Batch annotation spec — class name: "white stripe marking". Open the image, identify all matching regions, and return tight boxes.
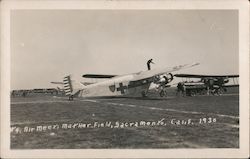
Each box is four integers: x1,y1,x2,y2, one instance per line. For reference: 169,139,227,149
64,85,70,88
83,100,238,120
11,98,238,120
78,99,100,103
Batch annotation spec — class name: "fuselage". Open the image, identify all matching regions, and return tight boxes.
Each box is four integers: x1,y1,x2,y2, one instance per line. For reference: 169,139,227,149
77,73,151,97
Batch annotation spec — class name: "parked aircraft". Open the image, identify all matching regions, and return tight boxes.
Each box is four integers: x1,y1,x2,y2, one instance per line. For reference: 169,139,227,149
174,74,239,96
62,63,199,100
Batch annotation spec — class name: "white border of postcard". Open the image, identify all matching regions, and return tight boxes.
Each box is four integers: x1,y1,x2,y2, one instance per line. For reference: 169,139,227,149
1,0,249,158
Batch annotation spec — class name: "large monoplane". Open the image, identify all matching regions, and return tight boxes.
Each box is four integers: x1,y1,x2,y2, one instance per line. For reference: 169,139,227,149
62,63,199,100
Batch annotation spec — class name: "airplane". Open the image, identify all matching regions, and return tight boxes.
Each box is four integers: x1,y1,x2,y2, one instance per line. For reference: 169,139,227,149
50,81,94,96
174,74,239,96
61,63,199,100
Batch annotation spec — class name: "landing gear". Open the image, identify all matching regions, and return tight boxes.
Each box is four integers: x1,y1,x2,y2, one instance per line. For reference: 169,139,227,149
141,91,147,97
159,89,167,97
69,95,74,101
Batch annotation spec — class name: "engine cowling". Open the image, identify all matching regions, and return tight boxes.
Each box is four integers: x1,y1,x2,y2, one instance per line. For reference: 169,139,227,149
155,73,174,85
164,73,174,83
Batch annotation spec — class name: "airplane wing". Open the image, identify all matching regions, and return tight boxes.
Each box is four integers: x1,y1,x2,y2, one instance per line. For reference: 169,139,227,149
51,82,64,85
82,74,117,79
132,63,200,81
52,81,94,86
174,74,239,78
80,82,94,86
224,84,239,87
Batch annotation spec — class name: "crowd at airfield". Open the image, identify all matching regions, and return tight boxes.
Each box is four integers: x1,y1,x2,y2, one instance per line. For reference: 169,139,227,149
11,88,63,97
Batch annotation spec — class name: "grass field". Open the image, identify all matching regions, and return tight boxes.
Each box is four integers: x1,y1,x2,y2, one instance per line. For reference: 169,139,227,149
11,93,239,149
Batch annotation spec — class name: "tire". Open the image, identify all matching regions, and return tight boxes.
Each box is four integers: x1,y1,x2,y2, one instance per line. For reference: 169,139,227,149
160,90,165,97
69,95,74,101
141,91,147,97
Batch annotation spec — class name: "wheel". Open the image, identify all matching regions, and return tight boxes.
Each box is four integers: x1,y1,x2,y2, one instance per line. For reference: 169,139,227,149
141,91,147,97
69,95,74,101
190,91,195,96
159,90,165,97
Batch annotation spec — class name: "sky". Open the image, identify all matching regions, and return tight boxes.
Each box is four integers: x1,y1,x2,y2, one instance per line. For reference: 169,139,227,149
11,10,238,90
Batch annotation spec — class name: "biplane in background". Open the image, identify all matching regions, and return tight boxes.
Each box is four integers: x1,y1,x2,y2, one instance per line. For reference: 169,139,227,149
174,74,239,96
61,63,199,100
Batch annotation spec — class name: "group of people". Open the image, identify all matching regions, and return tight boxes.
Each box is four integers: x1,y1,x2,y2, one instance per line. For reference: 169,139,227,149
176,82,186,96
11,90,28,97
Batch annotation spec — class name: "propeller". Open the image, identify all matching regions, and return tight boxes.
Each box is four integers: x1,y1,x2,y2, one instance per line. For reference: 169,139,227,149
163,73,174,83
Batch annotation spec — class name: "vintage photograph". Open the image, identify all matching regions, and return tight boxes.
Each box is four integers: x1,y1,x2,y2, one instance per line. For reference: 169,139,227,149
1,0,249,158
10,9,239,149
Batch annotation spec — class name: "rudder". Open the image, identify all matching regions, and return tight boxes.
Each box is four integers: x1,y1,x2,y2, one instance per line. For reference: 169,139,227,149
63,75,73,96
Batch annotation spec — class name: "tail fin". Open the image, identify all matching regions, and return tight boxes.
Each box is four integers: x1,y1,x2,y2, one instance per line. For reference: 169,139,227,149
63,75,73,96
63,75,84,96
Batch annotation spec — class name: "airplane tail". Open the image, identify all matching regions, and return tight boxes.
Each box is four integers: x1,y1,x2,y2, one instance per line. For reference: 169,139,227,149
63,75,84,97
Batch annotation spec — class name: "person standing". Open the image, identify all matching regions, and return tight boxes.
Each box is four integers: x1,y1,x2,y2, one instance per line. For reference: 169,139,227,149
176,82,185,96
147,59,155,70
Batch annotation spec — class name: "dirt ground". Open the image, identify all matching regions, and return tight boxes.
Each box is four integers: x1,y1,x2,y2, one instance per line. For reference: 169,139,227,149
11,93,239,149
